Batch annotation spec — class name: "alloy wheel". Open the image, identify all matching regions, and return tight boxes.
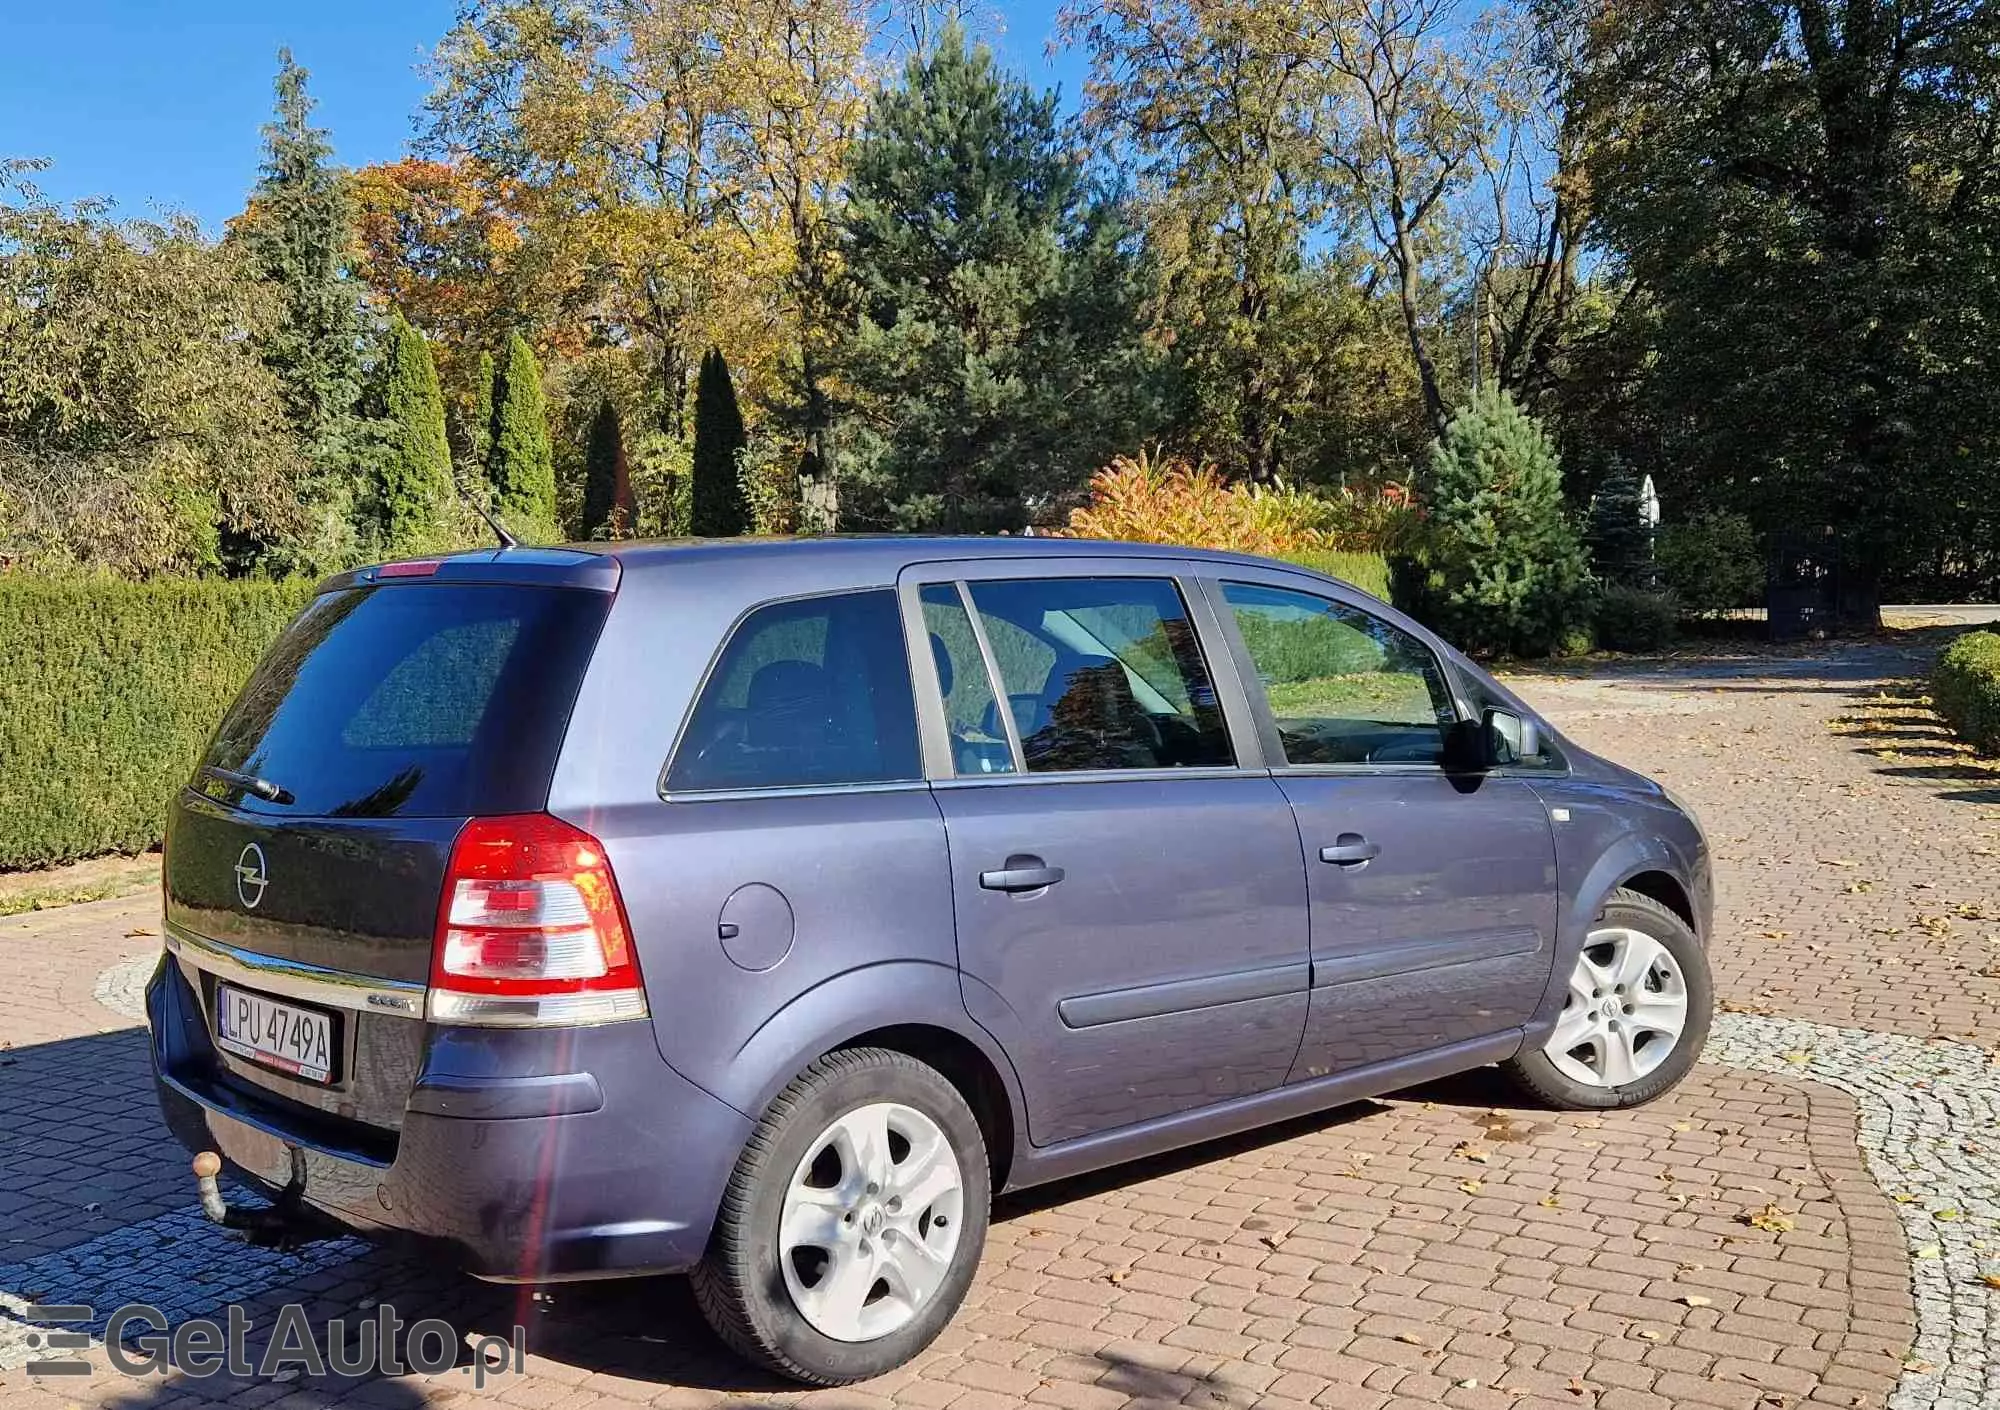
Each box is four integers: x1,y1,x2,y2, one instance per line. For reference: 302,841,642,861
1544,925,1690,1088
778,1101,965,1343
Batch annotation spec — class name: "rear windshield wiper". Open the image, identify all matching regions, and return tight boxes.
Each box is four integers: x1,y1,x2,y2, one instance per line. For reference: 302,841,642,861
201,765,296,806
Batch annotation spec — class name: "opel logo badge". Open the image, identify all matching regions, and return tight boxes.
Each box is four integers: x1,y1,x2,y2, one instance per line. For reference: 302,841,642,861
235,843,269,910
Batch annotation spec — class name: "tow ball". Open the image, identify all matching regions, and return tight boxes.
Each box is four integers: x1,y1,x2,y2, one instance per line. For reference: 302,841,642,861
191,1150,326,1249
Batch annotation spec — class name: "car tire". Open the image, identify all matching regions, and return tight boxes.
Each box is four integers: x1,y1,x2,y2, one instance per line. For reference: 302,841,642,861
1499,888,1712,1110
690,1047,991,1385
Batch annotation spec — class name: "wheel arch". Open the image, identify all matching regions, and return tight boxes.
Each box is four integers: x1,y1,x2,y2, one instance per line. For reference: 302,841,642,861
725,961,1029,1191
1617,869,1698,940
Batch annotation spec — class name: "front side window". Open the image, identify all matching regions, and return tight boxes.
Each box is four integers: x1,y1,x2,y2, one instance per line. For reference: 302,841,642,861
1222,582,1457,766
964,577,1232,773
668,590,921,792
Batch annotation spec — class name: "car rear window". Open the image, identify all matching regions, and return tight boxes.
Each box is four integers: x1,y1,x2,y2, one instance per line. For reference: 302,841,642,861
197,584,610,818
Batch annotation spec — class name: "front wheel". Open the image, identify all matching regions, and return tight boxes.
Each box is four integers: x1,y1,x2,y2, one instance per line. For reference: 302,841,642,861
1500,888,1713,1109
690,1048,990,1384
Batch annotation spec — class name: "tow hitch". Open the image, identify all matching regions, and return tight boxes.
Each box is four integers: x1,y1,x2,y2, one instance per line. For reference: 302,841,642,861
191,1150,330,1249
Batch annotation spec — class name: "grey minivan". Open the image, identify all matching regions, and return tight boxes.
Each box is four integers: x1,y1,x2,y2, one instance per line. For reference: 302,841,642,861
150,536,1713,1383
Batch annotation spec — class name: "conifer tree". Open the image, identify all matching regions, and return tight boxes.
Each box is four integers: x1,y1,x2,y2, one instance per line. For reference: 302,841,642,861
689,348,749,537
581,398,629,539
837,26,1156,531
485,332,556,538
1420,390,1591,656
233,49,369,569
372,313,454,554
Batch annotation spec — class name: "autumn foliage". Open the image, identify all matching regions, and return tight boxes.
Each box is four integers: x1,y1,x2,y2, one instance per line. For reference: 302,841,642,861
1061,452,1409,556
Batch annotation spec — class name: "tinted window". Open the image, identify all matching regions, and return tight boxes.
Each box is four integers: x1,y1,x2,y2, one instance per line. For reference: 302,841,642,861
919,584,1015,776
965,577,1232,773
669,590,920,792
200,585,610,818
1223,582,1457,766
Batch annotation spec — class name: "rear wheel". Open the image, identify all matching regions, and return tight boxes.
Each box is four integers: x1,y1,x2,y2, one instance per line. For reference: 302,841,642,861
690,1048,990,1384
1500,889,1711,1109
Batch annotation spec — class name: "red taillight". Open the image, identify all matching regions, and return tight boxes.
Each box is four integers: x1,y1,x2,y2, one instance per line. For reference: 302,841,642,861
378,559,443,578
429,814,648,1027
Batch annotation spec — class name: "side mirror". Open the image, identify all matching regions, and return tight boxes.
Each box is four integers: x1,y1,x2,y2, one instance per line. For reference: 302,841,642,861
1482,707,1540,767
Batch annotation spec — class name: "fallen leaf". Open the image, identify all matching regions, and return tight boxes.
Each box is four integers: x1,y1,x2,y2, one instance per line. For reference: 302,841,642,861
1394,1332,1425,1346
1453,1142,1492,1163
1107,1269,1128,1284
1458,1179,1484,1195
1679,1294,1713,1307
1566,1376,1589,1397
1742,1204,1796,1234
1539,1195,1562,1208
1934,1208,1963,1222
1978,1273,2000,1290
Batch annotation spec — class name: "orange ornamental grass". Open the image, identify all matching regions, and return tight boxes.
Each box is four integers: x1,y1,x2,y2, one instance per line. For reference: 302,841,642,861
1059,451,1404,555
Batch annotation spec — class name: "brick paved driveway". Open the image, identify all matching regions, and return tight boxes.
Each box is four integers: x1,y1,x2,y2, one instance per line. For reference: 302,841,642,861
4,637,1991,1410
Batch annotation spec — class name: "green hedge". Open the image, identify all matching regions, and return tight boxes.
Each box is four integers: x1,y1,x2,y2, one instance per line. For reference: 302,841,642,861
0,577,318,870
1932,630,2000,756
1275,549,1392,602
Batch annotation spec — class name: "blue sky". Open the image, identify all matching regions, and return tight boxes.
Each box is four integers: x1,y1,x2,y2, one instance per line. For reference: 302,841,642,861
0,0,1083,233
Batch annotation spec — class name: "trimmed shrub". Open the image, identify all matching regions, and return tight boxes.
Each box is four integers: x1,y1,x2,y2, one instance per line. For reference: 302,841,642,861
1658,511,1763,616
0,576,317,869
1593,584,1680,653
1276,549,1392,602
1931,630,2000,755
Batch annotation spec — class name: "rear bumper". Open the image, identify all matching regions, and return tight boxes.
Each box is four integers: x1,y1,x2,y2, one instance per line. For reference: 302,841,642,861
148,954,752,1281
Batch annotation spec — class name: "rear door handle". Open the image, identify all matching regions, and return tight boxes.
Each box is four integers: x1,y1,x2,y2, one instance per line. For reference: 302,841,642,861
1319,835,1382,867
980,863,1065,892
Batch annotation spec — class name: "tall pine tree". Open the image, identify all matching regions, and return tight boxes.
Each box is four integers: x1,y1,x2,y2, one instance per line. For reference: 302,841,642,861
837,26,1157,531
689,349,749,537
485,332,556,540
581,398,631,539
233,48,368,570
371,313,454,554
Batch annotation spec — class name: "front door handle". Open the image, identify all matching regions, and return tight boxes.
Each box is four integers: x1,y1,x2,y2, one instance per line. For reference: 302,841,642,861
1319,834,1382,867
980,861,1066,892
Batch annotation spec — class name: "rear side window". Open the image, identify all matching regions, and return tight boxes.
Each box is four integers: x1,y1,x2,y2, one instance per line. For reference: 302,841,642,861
200,585,610,818
964,577,1232,773
668,590,920,793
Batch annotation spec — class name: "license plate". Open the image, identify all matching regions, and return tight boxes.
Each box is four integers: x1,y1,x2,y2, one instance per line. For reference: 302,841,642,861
214,984,335,1085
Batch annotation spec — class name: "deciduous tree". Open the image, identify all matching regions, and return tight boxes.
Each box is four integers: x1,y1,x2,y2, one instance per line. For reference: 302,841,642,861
0,163,308,575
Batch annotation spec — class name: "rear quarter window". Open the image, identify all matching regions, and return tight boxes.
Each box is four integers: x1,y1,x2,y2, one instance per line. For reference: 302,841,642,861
199,584,609,818
667,590,920,793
